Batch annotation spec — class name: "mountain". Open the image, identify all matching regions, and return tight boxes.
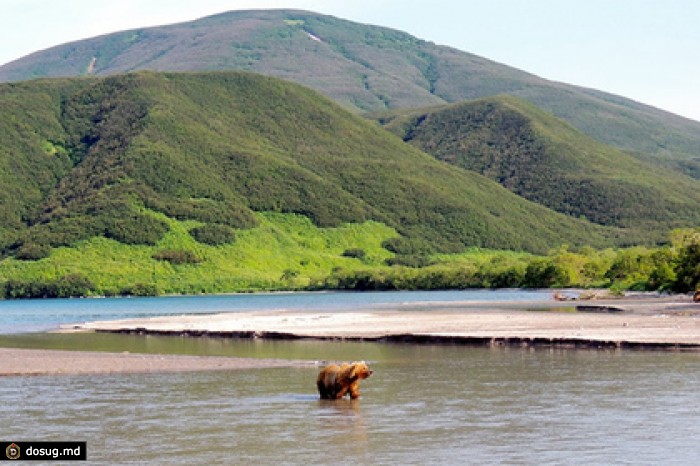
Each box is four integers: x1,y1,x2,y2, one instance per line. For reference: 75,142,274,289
0,71,624,258
1,9,699,178
378,96,700,231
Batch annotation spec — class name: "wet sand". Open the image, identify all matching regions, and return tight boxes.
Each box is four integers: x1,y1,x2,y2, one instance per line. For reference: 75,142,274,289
0,348,314,377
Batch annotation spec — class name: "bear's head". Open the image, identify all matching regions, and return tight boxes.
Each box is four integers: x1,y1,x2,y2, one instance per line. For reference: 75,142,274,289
350,361,373,380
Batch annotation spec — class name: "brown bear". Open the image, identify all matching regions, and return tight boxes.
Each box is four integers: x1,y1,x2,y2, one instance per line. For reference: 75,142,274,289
316,361,373,399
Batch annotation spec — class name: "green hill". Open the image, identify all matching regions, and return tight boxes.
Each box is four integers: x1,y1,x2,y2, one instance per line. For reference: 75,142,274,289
1,9,699,177
378,96,700,232
0,71,625,261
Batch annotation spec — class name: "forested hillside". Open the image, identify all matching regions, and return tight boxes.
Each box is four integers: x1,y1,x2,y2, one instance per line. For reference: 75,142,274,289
379,96,700,232
0,71,622,260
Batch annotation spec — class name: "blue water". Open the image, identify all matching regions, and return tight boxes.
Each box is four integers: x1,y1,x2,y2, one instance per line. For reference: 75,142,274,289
0,289,551,334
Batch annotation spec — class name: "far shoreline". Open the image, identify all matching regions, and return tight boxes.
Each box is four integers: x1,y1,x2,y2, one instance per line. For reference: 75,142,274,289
1,286,690,302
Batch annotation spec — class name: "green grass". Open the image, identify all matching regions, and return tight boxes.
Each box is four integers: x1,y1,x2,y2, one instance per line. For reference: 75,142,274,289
0,212,397,295
3,216,698,296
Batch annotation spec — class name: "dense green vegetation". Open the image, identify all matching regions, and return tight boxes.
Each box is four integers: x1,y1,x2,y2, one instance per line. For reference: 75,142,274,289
320,228,700,293
0,212,398,297
379,96,700,235
1,71,628,260
1,215,697,298
189,224,236,246
0,71,696,300
2,8,700,177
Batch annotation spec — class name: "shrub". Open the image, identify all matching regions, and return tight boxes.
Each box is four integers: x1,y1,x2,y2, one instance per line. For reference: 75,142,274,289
478,264,526,288
673,243,700,293
152,249,201,265
2,274,95,299
381,237,428,255
189,224,236,246
144,194,258,229
119,283,160,296
342,248,366,259
53,274,96,298
104,214,170,245
15,243,52,261
522,259,559,288
385,255,432,268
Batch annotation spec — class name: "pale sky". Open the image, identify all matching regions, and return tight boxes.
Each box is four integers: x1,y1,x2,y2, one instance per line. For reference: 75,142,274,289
1,0,699,121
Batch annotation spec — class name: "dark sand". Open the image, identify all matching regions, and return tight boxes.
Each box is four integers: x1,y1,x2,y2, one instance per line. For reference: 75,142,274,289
0,348,314,377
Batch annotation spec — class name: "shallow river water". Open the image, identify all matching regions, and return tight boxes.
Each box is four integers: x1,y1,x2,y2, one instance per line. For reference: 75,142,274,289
2,333,700,464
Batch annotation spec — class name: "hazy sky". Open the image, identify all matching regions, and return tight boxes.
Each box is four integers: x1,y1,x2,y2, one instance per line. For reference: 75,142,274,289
2,0,699,121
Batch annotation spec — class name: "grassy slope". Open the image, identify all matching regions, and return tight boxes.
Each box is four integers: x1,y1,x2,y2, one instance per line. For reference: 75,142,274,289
0,212,397,294
379,96,700,235
1,9,699,175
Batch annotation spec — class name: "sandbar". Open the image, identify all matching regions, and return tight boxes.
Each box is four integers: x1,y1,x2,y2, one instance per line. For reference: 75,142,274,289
69,295,700,351
0,348,314,377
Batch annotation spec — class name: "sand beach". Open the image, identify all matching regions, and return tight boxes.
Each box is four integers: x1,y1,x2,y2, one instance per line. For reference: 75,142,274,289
69,294,700,349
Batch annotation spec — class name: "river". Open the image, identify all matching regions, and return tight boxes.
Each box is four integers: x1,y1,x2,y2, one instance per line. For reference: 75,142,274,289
1,291,699,463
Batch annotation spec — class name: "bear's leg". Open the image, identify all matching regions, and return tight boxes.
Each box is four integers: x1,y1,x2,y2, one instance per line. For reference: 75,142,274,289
349,381,360,399
317,380,330,399
318,370,338,399
335,385,349,399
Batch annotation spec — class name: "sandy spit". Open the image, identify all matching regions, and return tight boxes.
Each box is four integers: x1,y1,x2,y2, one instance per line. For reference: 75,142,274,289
68,296,700,350
0,348,315,377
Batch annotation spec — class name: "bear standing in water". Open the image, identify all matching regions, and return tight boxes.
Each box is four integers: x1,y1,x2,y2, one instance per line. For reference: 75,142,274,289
316,361,373,399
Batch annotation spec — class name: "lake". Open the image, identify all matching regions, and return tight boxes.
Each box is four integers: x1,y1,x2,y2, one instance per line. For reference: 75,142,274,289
2,291,699,463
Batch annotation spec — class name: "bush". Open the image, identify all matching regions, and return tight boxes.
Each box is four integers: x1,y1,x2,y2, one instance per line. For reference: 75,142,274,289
522,259,559,288
673,243,700,293
152,249,201,265
2,274,95,299
53,274,96,298
144,194,258,229
104,214,170,245
189,224,236,246
119,283,160,297
381,237,433,255
15,243,52,261
342,248,366,259
385,255,432,268
478,264,526,288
